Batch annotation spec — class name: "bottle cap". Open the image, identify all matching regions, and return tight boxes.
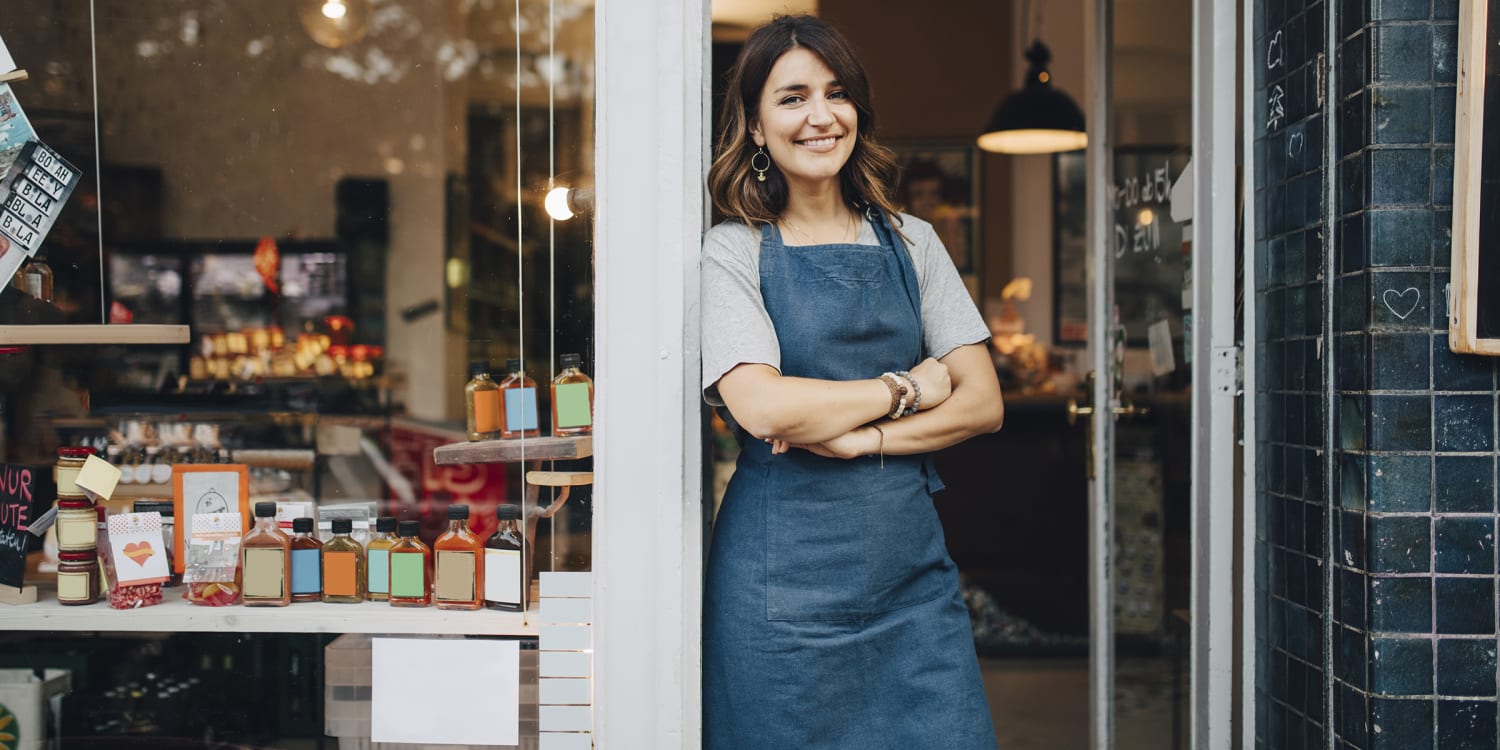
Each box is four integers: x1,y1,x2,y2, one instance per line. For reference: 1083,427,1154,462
132,500,174,517
57,446,95,458
331,518,353,534
560,353,581,369
376,517,397,533
398,520,420,537
293,517,314,533
469,360,490,378
254,501,277,518
58,551,97,562
496,504,522,521
505,357,522,374
447,504,470,520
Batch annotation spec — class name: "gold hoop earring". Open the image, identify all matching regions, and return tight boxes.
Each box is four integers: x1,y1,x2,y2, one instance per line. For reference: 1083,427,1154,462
751,147,771,183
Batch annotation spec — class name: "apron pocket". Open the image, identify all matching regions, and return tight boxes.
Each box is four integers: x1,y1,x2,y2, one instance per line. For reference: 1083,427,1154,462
765,485,877,621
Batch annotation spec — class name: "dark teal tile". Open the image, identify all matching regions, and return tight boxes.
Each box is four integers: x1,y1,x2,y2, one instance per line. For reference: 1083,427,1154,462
1374,0,1431,19
1370,454,1433,512
1338,627,1370,689
1436,577,1494,634
1342,32,1371,98
1372,25,1433,83
1435,518,1496,574
1371,516,1432,573
1371,333,1431,389
1373,636,1434,695
1343,0,1370,37
1370,148,1433,205
1371,698,1434,749
1434,395,1493,451
1372,86,1433,145
1343,452,1370,509
1372,576,1433,632
1368,209,1434,266
1435,86,1456,144
1437,639,1497,695
1434,455,1493,513
1340,272,1370,332
1341,396,1369,450
1434,147,1454,206
1434,0,1457,19
1369,395,1432,450
1342,213,1369,274
1433,335,1495,390
1433,23,1458,83
1343,509,1369,571
1342,90,1371,157
1437,700,1496,748
1341,153,1369,215
1371,270,1430,329
1339,333,1370,391
1339,681,1369,745
1435,210,1453,267
1341,567,1370,626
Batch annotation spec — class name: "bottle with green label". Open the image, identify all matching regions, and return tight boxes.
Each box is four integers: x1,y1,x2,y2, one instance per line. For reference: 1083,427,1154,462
550,353,594,436
388,520,431,607
365,516,397,601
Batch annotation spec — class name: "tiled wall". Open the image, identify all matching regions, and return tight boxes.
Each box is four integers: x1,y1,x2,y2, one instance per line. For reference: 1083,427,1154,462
1257,0,1493,743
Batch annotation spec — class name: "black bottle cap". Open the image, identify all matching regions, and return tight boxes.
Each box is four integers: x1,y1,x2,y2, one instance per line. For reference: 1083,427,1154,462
505,357,522,374
376,516,397,533
293,517,314,533
398,520,420,537
496,504,522,521
331,518,353,534
254,501,277,518
560,353,581,369
469,360,490,378
447,504,470,520
133,500,173,517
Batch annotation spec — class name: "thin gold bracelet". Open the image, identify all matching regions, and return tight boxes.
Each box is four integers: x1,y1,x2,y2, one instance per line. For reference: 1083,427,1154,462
870,424,885,469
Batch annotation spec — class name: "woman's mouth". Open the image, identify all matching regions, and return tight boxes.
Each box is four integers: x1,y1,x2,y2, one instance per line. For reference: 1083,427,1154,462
796,136,840,151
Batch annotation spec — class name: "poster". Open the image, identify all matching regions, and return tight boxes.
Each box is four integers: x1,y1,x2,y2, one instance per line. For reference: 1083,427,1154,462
0,464,39,589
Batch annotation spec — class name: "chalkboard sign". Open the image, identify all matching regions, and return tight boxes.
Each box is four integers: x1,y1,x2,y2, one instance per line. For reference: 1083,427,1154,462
0,463,42,589
1450,0,1500,352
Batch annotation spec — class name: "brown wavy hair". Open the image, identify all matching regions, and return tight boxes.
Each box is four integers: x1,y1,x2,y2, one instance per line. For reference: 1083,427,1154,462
708,15,903,228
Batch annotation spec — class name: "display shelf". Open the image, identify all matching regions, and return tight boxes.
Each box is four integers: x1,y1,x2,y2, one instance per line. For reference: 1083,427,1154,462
0,588,540,635
433,435,592,465
0,324,190,345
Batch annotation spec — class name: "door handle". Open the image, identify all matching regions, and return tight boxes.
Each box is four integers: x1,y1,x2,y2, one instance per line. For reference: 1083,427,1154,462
1067,400,1093,426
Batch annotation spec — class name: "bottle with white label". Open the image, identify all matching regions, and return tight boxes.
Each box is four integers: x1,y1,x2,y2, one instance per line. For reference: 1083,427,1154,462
484,504,524,611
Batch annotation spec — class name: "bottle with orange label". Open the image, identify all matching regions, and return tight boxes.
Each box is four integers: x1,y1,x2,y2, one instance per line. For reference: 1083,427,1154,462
465,360,503,441
322,518,366,603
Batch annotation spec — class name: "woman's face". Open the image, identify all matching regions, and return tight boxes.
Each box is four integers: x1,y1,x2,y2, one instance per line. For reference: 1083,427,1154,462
750,48,857,195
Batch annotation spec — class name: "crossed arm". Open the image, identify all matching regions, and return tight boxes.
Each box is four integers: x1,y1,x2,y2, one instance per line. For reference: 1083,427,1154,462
715,342,1004,459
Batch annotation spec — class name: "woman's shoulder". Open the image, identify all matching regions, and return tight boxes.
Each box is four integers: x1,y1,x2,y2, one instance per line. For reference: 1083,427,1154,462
891,211,937,242
703,220,762,254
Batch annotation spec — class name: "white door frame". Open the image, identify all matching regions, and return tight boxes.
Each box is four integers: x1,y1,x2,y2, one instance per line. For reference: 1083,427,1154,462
593,0,708,747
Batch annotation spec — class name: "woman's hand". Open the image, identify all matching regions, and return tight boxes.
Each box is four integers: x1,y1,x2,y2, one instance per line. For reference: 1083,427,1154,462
762,426,879,460
907,357,952,411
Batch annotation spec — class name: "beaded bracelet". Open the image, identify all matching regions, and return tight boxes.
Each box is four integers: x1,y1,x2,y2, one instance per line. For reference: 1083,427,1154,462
895,370,921,416
880,372,909,420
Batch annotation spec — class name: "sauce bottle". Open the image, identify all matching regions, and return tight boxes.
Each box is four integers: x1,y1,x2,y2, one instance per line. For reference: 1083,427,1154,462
434,505,484,610
322,518,366,603
289,517,323,602
550,353,594,436
484,504,525,611
241,501,291,607
365,516,397,601
499,357,541,439
388,520,431,607
465,360,503,441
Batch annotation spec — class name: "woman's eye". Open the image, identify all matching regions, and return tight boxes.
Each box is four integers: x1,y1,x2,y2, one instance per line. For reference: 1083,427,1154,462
829,90,849,100
780,95,804,105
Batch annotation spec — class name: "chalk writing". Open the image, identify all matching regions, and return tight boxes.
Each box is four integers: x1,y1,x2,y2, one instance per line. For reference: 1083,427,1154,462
1289,132,1305,158
0,463,37,588
1383,287,1421,320
1108,161,1173,258
1268,85,1286,130
1268,31,1284,70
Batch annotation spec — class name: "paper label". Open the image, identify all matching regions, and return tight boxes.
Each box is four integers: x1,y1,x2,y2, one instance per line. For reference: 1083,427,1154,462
435,550,475,601
55,510,98,548
554,383,592,428
325,551,357,596
57,570,90,601
291,548,321,595
76,455,121,501
484,548,521,606
504,388,539,432
367,548,390,593
1147,318,1176,376
473,390,502,433
242,547,286,599
390,553,426,597
106,512,169,586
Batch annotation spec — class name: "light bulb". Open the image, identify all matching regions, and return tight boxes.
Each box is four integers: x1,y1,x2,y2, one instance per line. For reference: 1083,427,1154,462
322,0,347,20
545,187,575,221
300,0,370,49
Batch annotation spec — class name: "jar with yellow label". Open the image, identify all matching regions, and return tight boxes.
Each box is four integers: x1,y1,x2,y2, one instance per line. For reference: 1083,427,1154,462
55,504,99,552
57,551,101,605
55,446,94,499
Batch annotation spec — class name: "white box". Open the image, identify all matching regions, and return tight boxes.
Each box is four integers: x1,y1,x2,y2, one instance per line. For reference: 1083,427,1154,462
0,669,70,750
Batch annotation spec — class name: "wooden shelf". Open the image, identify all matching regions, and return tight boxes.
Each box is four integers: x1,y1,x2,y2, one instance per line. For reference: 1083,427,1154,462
0,588,540,636
0,324,189,345
433,435,592,465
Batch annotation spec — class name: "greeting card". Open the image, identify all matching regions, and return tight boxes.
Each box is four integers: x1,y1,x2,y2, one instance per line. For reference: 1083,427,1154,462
106,512,170,586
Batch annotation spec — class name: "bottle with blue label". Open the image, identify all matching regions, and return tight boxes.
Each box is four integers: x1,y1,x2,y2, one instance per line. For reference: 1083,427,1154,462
365,516,397,601
289,517,323,603
499,357,541,439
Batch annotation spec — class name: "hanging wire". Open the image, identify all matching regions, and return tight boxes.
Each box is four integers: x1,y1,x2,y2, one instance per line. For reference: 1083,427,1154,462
89,0,106,322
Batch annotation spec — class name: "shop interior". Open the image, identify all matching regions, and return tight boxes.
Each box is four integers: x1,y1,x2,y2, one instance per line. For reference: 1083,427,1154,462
0,0,1194,746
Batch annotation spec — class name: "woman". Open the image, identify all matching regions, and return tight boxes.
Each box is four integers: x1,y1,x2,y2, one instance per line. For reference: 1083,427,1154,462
701,15,1005,749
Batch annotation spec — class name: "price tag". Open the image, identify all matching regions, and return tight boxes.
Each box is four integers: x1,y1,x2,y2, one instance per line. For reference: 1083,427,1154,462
0,210,38,250
22,165,65,201
2,193,45,229
13,179,54,213
29,145,75,185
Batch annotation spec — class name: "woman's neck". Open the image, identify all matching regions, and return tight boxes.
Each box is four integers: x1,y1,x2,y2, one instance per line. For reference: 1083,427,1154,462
779,182,855,244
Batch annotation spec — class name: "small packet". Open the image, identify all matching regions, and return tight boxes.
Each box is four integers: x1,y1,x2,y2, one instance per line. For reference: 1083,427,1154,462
99,511,171,609
183,512,242,606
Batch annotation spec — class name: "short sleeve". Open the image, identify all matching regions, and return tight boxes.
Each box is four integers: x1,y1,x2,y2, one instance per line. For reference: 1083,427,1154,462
700,222,781,406
902,215,991,359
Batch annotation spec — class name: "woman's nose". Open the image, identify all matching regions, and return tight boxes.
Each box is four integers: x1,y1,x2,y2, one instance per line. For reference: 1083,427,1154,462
807,98,834,126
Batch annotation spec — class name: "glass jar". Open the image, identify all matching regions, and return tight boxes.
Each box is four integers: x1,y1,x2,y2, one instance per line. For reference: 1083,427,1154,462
57,551,101,606
55,446,93,499
55,505,99,552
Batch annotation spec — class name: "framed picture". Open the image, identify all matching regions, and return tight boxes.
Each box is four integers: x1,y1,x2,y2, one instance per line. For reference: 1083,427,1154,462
172,464,250,574
890,140,981,286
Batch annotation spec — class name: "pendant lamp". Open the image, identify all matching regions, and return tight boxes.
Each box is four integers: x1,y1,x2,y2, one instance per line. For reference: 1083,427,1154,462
977,41,1087,154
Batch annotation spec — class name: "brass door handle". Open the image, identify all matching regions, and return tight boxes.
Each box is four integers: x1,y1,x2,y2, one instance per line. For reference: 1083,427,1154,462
1067,400,1093,426
1113,403,1151,419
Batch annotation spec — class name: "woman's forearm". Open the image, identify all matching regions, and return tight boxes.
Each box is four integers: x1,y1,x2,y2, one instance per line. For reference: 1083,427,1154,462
718,364,893,444
871,382,1004,455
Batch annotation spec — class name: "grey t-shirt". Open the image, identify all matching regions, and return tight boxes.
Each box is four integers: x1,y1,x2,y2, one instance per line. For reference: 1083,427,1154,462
701,212,990,405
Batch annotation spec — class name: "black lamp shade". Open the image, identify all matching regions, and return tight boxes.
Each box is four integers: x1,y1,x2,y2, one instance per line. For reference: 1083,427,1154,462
978,41,1088,154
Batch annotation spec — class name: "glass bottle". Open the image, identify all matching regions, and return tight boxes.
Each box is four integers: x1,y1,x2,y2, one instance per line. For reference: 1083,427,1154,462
434,504,484,610
387,520,431,607
136,446,158,485
322,518,366,603
484,504,525,611
289,517,323,603
550,353,594,436
365,516,397,602
499,357,541,439
13,254,53,302
465,360,503,441
241,501,291,606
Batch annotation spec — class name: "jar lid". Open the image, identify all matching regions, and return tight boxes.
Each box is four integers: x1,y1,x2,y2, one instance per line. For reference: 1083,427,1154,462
496,504,522,521
293,517,314,533
331,518,353,534
57,497,95,510
58,550,97,562
375,517,397,533
398,520,420,537
447,504,470,521
57,446,96,458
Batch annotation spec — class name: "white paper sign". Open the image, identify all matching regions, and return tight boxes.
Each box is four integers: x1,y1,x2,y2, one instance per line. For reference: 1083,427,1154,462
372,638,520,746
107,512,170,586
1147,318,1176,377
0,35,13,74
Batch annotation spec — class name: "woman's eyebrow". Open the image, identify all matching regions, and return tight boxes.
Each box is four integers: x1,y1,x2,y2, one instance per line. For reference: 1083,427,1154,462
771,80,842,95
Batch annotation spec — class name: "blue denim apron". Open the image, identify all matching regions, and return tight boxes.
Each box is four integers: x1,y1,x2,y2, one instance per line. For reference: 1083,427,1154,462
704,210,997,749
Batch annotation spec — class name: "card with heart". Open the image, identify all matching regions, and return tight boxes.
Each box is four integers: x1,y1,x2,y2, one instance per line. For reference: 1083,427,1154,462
106,512,170,586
